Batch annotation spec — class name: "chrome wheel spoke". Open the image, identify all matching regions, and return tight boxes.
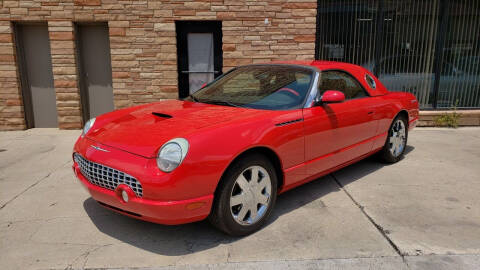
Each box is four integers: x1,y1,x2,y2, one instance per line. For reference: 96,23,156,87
249,204,258,221
235,175,249,190
230,193,245,207
257,175,270,191
257,193,269,205
250,167,259,183
236,205,249,221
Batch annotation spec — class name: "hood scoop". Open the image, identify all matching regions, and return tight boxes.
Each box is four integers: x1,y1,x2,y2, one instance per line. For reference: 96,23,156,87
152,112,172,119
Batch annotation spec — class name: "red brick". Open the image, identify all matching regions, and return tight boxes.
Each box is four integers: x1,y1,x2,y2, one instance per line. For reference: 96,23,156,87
222,44,236,51
112,72,130,78
0,54,14,62
0,34,12,43
54,80,77,88
6,99,22,106
283,3,317,9
294,35,316,42
49,32,73,41
74,0,101,6
173,9,196,16
217,12,236,19
109,27,126,36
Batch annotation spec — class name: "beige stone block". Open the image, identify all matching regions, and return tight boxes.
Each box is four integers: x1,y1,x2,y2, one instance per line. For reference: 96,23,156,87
0,65,17,71
154,10,173,17
3,1,19,8
50,41,75,49
223,21,243,27
10,8,28,15
0,45,14,55
184,1,210,9
53,67,76,75
110,49,142,55
109,21,130,28
154,23,175,32
56,93,80,101
211,5,228,11
160,44,176,53
0,70,16,78
111,61,139,68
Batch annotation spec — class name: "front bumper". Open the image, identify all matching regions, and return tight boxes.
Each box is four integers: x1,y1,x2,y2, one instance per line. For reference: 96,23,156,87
72,137,214,225
73,163,213,225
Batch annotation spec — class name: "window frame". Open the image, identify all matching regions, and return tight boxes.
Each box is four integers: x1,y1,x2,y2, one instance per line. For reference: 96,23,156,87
317,69,371,101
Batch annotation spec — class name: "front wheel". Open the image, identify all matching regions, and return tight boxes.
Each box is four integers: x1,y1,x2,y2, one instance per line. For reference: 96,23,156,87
380,115,408,163
209,154,277,236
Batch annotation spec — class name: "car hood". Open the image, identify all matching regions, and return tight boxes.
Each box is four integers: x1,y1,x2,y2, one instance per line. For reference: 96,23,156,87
86,100,266,158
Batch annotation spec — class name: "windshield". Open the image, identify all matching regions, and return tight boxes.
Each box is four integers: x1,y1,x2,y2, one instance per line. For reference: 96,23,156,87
185,65,314,110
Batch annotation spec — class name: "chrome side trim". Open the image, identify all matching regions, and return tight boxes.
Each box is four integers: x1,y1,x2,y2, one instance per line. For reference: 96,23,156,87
304,69,321,108
275,118,304,126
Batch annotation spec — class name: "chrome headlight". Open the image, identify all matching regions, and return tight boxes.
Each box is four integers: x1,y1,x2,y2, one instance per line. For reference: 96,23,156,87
157,138,189,172
82,118,96,137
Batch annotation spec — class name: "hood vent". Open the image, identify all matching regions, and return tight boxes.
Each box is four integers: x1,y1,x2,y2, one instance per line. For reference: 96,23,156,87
152,112,172,119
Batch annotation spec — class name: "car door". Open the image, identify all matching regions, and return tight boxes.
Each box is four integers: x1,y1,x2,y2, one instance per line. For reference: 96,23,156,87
304,70,377,176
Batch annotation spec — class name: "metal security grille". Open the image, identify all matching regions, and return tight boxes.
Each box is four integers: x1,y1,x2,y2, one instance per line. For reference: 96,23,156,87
74,153,143,197
316,0,480,109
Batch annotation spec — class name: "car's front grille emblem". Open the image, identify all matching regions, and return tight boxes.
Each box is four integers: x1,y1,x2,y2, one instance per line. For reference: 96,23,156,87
90,145,110,152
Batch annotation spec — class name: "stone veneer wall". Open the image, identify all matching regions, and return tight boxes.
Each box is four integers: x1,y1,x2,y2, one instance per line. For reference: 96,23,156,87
0,0,317,130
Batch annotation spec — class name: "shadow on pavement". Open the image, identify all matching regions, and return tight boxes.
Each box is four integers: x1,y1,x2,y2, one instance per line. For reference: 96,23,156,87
83,145,414,256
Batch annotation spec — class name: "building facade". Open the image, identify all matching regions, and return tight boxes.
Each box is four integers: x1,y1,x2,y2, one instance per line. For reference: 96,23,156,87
0,0,478,130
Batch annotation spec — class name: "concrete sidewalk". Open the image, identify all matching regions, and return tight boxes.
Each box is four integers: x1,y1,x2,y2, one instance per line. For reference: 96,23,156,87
0,128,479,269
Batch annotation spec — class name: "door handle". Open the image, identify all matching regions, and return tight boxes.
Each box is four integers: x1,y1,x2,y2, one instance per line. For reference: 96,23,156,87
367,111,374,115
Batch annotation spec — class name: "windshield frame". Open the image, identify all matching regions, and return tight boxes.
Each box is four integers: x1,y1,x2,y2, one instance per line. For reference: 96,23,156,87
186,64,320,111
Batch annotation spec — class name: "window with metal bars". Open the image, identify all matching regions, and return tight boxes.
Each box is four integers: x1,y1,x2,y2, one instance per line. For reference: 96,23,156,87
316,0,480,109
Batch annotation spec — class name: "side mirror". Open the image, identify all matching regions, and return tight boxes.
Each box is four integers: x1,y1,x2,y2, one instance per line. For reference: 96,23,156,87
319,90,345,104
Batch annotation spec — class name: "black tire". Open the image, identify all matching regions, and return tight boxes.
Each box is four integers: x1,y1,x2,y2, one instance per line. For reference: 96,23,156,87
208,153,278,236
379,114,408,163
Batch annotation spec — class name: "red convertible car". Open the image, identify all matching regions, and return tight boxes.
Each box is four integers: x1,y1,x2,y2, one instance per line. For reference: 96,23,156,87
73,61,418,236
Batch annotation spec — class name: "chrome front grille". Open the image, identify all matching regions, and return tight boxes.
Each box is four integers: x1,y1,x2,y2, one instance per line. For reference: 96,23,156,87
74,153,143,197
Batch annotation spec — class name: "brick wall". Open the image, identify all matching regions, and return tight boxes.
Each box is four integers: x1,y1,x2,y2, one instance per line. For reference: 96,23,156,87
0,20,24,130
0,0,317,130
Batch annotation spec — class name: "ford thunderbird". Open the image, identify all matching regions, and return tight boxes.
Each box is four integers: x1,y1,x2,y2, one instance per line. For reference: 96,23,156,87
73,61,419,236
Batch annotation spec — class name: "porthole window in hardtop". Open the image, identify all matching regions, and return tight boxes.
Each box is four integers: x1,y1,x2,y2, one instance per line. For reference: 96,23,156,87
365,74,376,89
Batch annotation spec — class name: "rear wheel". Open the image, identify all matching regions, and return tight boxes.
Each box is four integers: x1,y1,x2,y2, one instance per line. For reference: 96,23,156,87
209,154,277,236
380,115,408,163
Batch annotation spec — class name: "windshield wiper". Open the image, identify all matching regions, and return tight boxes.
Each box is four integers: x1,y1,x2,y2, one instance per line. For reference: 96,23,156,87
203,100,242,108
188,95,200,102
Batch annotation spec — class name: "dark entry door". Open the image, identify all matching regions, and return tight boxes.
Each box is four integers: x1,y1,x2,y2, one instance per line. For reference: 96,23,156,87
15,24,58,128
76,23,114,120
176,21,223,98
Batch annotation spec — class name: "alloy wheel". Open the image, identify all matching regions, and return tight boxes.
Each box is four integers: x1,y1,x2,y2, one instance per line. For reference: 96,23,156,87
389,119,406,157
230,165,272,225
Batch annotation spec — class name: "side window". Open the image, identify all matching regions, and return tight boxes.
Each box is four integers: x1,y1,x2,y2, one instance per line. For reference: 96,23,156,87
318,71,367,99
